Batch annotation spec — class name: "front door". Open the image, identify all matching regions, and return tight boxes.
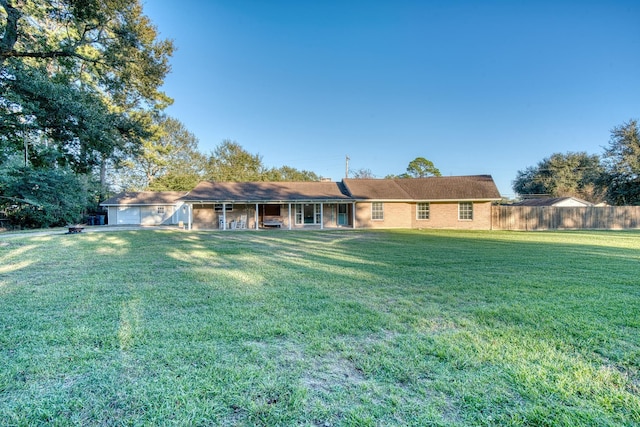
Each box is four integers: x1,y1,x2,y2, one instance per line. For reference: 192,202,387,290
304,204,315,224
338,204,348,226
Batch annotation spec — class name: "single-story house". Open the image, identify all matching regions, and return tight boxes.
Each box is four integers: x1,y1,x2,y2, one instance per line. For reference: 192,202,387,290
100,175,501,230
100,191,190,225
180,175,501,230
511,197,593,207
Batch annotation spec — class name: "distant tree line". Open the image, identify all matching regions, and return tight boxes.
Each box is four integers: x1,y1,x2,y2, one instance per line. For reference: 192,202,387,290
350,156,442,179
513,119,640,205
114,130,320,192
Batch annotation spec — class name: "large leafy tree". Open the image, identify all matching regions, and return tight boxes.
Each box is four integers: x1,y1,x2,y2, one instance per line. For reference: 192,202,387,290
0,0,173,175
405,157,441,178
204,140,321,182
205,140,265,182
0,0,174,226
263,165,320,182
385,157,441,179
0,0,172,106
0,64,140,173
512,152,604,202
118,115,206,191
602,119,640,205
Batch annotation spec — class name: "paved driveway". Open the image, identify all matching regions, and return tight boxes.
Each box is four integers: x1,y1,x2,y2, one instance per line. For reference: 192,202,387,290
0,225,184,239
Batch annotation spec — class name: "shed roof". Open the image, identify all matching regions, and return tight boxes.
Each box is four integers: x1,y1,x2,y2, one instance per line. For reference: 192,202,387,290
180,181,351,203
101,191,188,206
511,197,593,207
343,175,501,200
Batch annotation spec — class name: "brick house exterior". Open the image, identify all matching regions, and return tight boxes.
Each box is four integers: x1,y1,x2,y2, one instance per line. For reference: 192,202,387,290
100,176,501,230
178,175,501,230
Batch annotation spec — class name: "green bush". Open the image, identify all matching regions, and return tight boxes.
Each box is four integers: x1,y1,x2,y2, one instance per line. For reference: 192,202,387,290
0,163,87,228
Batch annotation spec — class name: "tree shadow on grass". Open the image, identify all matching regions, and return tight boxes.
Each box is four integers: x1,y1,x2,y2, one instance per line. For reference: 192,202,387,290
1,229,639,425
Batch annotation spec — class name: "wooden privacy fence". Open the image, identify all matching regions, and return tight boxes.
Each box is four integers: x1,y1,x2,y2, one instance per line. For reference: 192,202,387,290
492,206,640,230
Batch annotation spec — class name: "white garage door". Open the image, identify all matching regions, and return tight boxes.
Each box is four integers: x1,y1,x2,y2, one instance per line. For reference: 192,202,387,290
117,207,141,224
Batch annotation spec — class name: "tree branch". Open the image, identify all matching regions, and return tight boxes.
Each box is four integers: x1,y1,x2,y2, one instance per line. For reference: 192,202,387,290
0,1,106,65
0,0,22,62
2,49,88,60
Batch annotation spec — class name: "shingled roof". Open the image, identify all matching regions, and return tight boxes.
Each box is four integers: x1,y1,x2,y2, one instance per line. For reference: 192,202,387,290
101,176,500,206
180,181,352,203
340,179,411,200
511,197,593,207
101,191,188,206
343,175,501,201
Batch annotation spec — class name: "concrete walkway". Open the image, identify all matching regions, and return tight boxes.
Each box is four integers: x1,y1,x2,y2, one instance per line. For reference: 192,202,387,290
0,225,185,239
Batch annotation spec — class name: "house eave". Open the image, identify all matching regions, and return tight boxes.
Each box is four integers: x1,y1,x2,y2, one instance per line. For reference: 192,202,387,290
352,198,501,203
183,199,352,204
426,198,501,203
100,202,182,207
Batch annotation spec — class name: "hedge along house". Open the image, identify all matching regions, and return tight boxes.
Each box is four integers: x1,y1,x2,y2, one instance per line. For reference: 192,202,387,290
101,191,190,225
179,175,501,230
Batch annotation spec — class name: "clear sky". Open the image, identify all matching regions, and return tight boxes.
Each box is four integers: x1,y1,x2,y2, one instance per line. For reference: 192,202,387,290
142,0,639,197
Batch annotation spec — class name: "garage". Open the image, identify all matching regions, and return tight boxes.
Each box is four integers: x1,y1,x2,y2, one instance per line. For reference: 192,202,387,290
101,192,189,226
116,206,141,224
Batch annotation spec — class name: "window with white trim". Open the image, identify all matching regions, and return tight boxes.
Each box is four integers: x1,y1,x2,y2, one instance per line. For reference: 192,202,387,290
294,204,321,225
371,202,384,220
459,202,473,220
417,202,430,220
214,204,233,212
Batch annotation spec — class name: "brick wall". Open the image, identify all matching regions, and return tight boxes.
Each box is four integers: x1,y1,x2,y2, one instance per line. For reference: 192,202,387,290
192,204,215,229
356,201,493,230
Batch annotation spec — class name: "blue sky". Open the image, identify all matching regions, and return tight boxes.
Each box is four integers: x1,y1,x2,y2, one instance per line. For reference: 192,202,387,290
142,0,640,197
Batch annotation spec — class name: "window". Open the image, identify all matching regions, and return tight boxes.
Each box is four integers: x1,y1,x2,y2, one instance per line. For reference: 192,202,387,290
371,202,384,220
157,206,165,214
263,205,281,216
295,204,320,225
214,204,233,212
459,202,473,220
417,202,430,220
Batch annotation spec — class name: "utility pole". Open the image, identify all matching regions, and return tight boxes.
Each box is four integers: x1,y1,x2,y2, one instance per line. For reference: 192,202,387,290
345,155,350,179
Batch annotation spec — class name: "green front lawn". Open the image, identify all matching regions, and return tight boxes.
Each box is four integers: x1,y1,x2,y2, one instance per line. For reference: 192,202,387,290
0,229,638,426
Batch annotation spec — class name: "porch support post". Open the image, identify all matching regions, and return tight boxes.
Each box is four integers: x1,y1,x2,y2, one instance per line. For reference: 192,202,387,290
255,203,259,229
320,203,324,230
288,203,292,230
352,202,356,229
222,203,226,230
188,204,192,230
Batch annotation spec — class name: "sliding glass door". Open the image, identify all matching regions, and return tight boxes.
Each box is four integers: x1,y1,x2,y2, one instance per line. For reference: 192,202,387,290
295,204,321,225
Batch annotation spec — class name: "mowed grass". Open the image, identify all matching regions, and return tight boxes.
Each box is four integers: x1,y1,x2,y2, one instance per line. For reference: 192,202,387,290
0,229,639,426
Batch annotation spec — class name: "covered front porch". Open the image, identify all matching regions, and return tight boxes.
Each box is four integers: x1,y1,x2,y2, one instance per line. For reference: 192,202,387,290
187,201,356,230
